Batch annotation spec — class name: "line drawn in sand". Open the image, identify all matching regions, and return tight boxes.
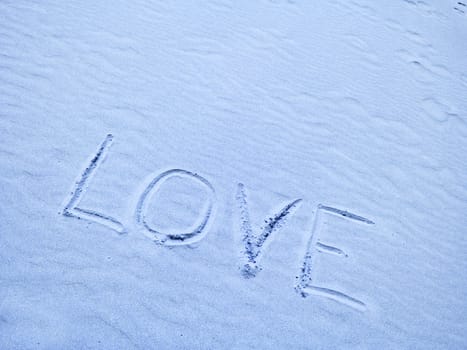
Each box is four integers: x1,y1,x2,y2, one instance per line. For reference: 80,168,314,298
236,183,302,278
61,134,126,234
135,169,216,246
296,204,375,311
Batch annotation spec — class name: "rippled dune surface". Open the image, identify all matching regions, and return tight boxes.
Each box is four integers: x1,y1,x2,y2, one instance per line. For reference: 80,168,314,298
1,1,466,349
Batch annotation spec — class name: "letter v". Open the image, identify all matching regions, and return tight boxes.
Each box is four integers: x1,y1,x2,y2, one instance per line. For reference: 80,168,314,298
236,183,302,278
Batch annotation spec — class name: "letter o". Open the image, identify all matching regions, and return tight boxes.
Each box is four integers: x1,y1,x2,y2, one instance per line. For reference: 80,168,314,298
135,169,216,246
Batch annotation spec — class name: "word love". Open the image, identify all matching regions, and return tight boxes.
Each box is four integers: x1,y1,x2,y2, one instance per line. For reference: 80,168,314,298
62,134,375,311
